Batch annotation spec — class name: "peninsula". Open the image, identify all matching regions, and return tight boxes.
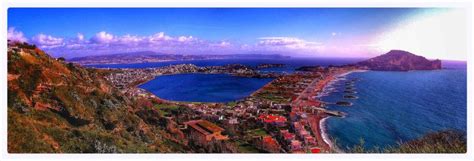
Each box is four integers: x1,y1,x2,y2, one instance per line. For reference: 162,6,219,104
357,50,442,71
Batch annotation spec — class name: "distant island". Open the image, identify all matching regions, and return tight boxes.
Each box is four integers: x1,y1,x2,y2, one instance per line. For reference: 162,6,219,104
357,50,442,71
68,51,291,65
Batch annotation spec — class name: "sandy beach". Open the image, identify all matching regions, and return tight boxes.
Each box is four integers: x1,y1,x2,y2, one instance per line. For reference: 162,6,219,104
316,69,367,152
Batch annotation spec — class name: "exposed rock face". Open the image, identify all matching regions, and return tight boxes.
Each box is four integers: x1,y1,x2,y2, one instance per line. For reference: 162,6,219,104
357,50,442,71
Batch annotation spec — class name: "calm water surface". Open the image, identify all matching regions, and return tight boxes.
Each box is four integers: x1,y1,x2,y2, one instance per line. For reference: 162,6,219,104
321,68,467,150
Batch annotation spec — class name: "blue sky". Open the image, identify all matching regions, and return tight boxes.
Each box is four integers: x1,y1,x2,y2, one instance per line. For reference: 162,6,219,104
7,8,467,60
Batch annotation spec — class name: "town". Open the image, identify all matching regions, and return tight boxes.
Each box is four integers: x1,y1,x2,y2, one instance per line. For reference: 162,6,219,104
99,62,358,153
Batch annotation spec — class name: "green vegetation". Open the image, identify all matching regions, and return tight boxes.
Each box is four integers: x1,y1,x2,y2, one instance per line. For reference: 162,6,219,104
153,104,182,116
154,104,180,110
253,128,268,136
343,130,466,153
236,141,260,153
7,43,188,153
15,42,37,49
226,101,237,107
249,128,268,137
256,92,287,103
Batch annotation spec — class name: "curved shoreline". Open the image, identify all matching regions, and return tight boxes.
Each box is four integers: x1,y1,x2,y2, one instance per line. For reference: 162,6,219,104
319,117,335,151
318,69,367,152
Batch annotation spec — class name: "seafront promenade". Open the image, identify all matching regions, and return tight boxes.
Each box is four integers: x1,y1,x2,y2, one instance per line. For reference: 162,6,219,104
290,68,353,152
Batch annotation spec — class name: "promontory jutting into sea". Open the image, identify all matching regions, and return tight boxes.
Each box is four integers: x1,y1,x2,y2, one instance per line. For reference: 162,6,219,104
7,8,467,153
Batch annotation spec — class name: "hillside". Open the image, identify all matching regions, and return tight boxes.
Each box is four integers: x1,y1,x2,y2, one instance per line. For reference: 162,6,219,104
347,130,466,153
357,50,442,71
7,42,188,153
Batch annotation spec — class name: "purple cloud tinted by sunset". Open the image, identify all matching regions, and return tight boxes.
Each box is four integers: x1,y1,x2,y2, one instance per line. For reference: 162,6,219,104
7,8,467,60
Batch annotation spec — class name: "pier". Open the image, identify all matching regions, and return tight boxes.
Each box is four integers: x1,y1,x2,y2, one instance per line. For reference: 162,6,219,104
312,107,346,117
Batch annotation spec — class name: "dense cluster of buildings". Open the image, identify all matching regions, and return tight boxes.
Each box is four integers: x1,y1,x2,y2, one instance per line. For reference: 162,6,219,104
102,62,357,153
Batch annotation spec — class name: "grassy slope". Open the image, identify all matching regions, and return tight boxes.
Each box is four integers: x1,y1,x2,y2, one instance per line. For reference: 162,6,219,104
7,43,186,153
346,130,466,153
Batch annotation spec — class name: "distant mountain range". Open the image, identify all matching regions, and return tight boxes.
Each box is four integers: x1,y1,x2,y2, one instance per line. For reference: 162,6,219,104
69,51,291,65
357,50,442,71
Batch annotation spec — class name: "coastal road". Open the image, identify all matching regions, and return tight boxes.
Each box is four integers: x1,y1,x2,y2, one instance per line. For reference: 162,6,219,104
290,73,333,152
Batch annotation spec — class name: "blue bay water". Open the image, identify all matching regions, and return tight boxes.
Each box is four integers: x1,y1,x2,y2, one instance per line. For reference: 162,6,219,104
99,58,466,149
139,73,273,102
322,68,467,150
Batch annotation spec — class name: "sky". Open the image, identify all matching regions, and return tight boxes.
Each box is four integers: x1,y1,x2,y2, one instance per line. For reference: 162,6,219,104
7,8,468,60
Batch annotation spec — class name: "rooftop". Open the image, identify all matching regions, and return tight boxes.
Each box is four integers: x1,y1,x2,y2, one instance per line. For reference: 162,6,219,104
259,114,287,123
185,119,225,135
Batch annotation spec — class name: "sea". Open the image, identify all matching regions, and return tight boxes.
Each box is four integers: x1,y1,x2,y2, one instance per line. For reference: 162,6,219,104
320,62,467,150
90,58,467,150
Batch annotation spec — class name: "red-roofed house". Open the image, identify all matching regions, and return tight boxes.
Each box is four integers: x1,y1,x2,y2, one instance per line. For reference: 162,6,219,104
310,147,321,153
260,135,281,153
184,119,229,146
259,114,287,127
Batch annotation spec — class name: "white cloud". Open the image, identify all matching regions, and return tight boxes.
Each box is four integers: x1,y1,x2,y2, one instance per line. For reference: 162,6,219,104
9,28,348,58
177,36,195,42
118,34,143,44
148,32,172,42
76,33,85,41
90,31,115,44
7,27,28,42
18,30,230,56
210,41,232,48
31,34,64,48
258,37,305,46
258,37,322,50
218,41,231,47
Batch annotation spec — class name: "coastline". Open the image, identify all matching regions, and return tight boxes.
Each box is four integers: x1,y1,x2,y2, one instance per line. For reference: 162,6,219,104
250,79,275,97
120,64,364,153
317,69,368,152
319,117,336,152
